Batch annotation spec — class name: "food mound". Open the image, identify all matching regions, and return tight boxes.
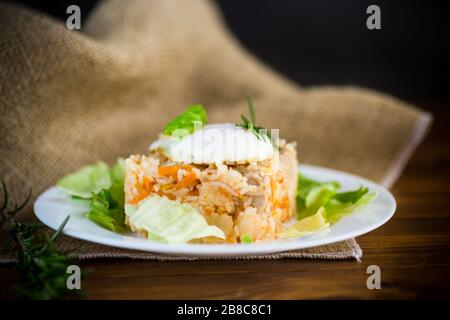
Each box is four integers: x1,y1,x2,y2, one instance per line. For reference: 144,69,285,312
124,140,298,243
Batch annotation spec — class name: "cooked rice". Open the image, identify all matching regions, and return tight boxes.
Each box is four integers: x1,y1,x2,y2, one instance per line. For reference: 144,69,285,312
124,141,298,243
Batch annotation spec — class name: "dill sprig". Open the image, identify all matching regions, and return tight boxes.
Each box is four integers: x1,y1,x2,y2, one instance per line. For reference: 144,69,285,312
0,181,77,299
237,96,277,147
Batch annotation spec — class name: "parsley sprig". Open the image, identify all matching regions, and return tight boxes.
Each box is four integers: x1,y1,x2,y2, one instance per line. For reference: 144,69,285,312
237,97,277,147
0,181,77,299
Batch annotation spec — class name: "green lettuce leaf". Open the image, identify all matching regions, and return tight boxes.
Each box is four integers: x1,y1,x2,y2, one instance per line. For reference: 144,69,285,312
297,174,377,224
57,162,111,198
125,195,225,243
282,207,330,238
334,186,368,203
58,158,127,232
325,192,378,224
110,158,125,185
298,174,340,200
297,184,337,220
86,159,127,232
108,159,125,206
163,104,207,139
86,189,126,232
297,175,340,216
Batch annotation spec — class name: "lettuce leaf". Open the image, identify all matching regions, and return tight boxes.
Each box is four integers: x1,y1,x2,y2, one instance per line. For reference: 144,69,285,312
86,189,126,232
59,159,127,232
297,174,377,224
57,162,111,198
163,104,207,139
86,159,127,232
110,158,125,185
282,207,330,238
297,175,340,217
334,186,369,203
125,195,225,243
298,174,340,201
325,192,378,224
108,159,125,207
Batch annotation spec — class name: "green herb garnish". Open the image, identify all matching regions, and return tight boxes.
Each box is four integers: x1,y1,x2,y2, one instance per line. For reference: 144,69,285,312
237,97,276,147
296,174,377,223
0,181,79,299
163,104,207,139
241,234,253,244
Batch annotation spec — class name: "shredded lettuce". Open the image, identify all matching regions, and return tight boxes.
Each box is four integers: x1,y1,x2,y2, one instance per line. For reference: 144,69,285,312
125,195,225,243
163,104,207,139
297,174,377,224
57,162,111,198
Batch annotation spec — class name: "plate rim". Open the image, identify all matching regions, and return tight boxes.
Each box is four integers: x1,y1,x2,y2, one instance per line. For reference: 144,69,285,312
34,164,397,257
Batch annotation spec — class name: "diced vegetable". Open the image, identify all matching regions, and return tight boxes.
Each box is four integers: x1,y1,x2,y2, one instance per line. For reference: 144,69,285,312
241,234,253,243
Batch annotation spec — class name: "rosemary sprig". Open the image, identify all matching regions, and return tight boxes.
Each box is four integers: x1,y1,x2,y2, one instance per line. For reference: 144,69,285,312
237,96,277,147
247,95,256,124
0,180,77,299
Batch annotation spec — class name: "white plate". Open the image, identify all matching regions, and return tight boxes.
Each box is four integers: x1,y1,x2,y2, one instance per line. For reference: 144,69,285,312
34,164,396,257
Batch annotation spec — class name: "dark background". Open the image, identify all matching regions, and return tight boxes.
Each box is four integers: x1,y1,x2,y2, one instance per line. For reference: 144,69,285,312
4,0,450,104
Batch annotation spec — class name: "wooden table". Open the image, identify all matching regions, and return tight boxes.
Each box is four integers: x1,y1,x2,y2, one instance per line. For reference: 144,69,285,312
1,105,449,300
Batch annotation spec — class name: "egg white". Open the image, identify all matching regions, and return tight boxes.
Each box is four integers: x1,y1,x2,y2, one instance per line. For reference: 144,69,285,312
150,123,274,164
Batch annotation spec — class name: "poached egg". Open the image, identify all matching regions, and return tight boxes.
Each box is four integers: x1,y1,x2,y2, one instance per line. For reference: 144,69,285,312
150,123,275,164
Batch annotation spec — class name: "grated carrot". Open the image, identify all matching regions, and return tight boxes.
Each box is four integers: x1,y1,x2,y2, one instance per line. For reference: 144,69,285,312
180,164,193,171
129,190,150,205
157,165,179,177
279,195,290,209
175,172,198,190
143,176,152,191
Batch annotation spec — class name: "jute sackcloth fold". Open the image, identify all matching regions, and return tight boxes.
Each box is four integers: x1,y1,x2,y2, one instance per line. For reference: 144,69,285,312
0,0,431,262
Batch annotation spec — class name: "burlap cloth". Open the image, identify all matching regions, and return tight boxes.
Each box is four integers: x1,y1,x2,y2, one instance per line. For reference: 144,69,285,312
0,0,431,263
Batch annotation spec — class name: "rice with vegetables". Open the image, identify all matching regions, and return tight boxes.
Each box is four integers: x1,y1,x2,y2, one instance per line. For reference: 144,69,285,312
124,140,298,243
